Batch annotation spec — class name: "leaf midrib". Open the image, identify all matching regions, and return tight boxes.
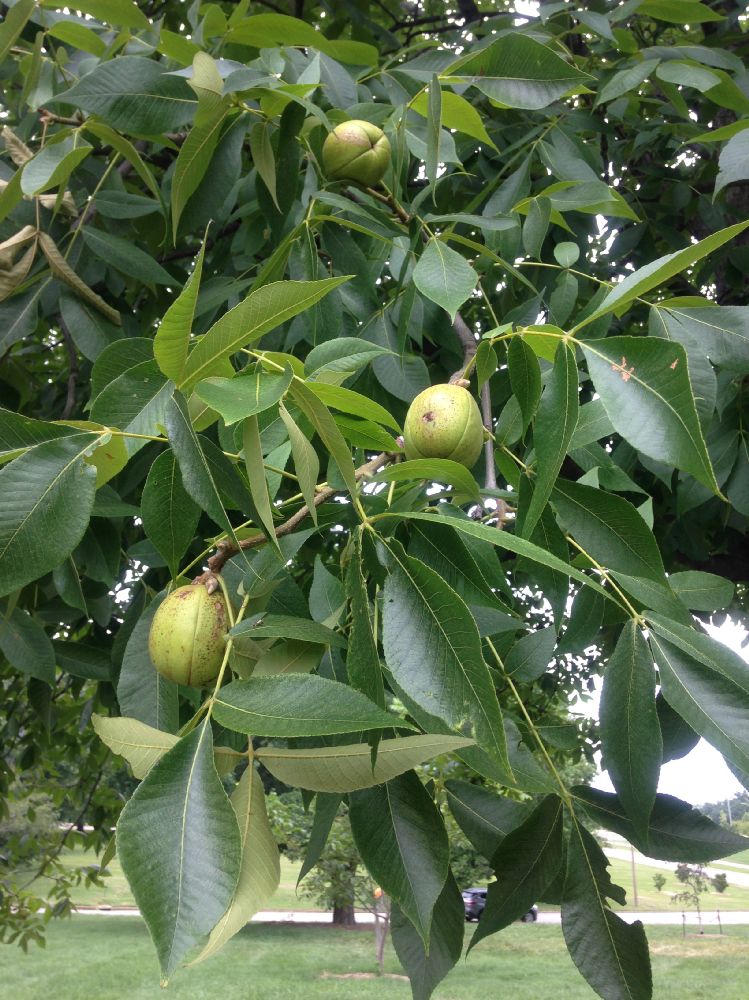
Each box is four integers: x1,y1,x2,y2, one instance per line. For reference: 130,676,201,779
214,696,392,728
386,543,505,764
583,340,715,488
257,735,471,762
491,800,561,918
555,486,663,580
650,633,749,768
0,434,100,564
567,819,637,999
166,722,210,971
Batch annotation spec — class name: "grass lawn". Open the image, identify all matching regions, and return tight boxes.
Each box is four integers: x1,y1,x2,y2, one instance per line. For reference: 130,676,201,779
24,850,317,911
35,846,749,916
1,917,747,1000
717,854,749,873
721,848,749,866
605,857,749,913
716,860,749,875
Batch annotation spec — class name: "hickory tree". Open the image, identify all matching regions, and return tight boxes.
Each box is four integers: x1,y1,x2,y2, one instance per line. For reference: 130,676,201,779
2,2,749,999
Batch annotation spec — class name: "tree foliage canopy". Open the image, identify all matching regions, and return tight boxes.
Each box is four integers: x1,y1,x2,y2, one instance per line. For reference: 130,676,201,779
2,1,749,997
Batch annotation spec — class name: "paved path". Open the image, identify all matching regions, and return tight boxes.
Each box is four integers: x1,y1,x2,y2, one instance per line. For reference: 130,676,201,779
73,906,749,926
606,848,749,888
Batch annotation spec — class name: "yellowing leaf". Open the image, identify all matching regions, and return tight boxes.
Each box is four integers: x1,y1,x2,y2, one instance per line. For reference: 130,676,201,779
190,768,280,963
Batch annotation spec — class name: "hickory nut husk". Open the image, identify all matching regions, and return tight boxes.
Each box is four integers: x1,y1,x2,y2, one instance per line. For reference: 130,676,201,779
148,584,228,686
322,119,391,187
403,384,484,469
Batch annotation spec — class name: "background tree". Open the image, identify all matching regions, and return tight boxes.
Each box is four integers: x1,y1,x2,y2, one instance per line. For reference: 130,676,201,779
267,791,362,926
712,871,729,894
2,2,749,999
673,863,715,933
700,789,749,826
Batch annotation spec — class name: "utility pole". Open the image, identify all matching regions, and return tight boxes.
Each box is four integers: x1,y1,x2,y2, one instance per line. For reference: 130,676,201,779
630,844,639,907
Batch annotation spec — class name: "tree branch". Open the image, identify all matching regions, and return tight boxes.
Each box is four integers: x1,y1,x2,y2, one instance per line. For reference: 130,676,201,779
362,186,479,375
67,140,147,236
450,312,477,375
480,381,497,492
39,109,84,127
392,13,449,31
352,185,497,490
456,0,482,22
200,450,397,579
22,765,105,891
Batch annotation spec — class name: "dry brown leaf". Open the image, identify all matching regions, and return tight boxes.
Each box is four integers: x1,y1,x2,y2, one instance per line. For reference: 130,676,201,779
1,126,33,166
38,231,121,325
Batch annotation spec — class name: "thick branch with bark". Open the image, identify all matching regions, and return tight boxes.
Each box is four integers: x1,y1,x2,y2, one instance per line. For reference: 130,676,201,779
199,450,396,580
450,312,478,369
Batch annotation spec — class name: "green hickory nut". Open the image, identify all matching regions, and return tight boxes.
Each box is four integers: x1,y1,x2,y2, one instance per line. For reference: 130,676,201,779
403,383,485,469
148,584,228,687
322,119,391,187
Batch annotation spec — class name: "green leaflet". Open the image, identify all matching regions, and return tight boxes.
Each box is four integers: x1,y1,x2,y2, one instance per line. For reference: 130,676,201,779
278,402,319,524
579,220,749,326
582,337,720,494
551,479,667,584
0,603,55,685
190,767,280,963
390,871,464,1000
164,393,235,536
93,714,179,778
448,34,593,110
387,511,613,603
507,335,542,432
349,771,449,945
562,822,652,1000
599,622,661,843
344,535,385,707
56,56,197,134
0,435,100,597
470,796,563,949
522,341,579,538
213,674,414,737
380,539,510,775
116,721,241,983
412,237,477,321
141,451,200,578
445,780,531,860
255,734,474,792
153,236,207,382
371,459,480,500
242,414,280,554
180,278,350,392
195,367,293,425
230,613,345,647
574,786,749,863
288,379,358,496
648,617,749,775
171,99,230,240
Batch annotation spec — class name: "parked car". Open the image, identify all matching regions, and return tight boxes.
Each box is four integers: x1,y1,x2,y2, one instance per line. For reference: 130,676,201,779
461,887,538,923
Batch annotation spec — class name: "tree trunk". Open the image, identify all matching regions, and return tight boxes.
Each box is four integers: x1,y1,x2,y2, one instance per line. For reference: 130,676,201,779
332,903,356,927
374,915,389,974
